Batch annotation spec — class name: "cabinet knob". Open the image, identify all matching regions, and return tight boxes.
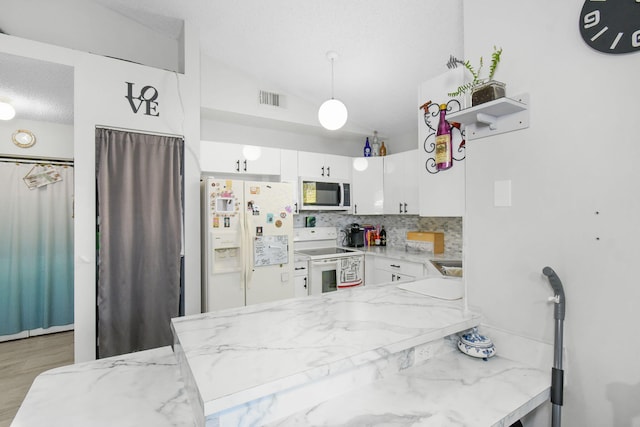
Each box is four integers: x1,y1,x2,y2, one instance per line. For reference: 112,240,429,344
399,203,403,214
243,159,247,172
321,166,325,176
235,160,240,172
404,202,408,213
326,166,331,177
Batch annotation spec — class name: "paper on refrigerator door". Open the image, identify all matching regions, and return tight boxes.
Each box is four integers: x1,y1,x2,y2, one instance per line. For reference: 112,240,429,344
253,235,289,267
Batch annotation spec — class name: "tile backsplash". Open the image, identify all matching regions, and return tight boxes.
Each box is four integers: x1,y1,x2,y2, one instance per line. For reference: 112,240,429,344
294,213,462,256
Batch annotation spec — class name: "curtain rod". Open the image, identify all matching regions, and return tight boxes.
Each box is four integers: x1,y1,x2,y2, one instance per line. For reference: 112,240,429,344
95,125,184,140
0,155,74,166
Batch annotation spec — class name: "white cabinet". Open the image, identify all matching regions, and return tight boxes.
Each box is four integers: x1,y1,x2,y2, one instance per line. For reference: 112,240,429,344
364,254,376,286
371,256,426,285
280,149,300,214
298,152,351,180
383,150,419,215
352,157,384,215
418,70,466,217
294,260,309,297
201,141,281,175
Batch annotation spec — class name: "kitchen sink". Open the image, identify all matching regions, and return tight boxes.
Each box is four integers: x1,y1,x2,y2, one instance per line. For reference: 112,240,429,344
430,260,463,277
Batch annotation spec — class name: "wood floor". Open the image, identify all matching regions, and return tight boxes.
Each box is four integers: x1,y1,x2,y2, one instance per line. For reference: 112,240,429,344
0,331,74,427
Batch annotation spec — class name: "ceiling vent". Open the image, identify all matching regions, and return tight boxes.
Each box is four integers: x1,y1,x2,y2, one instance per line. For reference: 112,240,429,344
258,90,282,107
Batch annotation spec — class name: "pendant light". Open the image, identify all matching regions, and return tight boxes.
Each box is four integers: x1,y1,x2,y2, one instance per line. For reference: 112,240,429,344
318,51,348,131
0,101,16,120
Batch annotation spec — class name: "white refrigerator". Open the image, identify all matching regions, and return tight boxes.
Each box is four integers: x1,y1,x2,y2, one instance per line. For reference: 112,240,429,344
202,178,295,311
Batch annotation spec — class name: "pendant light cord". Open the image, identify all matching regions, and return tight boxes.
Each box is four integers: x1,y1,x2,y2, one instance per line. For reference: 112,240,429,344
330,58,335,100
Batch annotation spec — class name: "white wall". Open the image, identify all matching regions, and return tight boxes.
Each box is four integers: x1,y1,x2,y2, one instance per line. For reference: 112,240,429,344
463,1,640,426
0,119,73,159
202,118,363,157
0,29,201,363
0,0,181,72
200,55,416,155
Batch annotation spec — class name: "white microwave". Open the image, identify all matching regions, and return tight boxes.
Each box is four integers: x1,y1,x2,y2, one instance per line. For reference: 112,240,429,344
299,177,351,211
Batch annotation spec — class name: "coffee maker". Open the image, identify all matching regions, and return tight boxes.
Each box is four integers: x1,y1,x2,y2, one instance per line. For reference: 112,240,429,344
346,223,365,247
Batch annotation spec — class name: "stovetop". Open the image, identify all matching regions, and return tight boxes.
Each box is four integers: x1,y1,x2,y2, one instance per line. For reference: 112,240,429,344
296,247,360,257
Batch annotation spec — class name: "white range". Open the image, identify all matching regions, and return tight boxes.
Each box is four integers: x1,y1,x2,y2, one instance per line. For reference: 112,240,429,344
294,227,364,295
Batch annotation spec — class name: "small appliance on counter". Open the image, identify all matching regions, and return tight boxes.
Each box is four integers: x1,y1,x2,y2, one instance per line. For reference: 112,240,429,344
345,223,365,247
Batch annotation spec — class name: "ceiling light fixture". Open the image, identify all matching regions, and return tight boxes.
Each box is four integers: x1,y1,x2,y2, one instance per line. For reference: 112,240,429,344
318,51,348,131
0,101,16,120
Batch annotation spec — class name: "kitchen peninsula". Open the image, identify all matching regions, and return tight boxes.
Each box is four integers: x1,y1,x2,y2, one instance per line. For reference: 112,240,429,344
13,282,549,427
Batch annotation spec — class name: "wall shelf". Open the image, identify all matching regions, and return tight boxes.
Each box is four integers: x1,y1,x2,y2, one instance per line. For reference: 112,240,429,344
447,93,529,140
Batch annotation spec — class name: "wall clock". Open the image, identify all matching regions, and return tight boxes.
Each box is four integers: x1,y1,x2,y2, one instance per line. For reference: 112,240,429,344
579,0,640,54
12,129,36,148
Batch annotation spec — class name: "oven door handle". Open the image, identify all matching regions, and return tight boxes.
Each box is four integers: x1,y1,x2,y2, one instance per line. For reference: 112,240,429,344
311,258,340,268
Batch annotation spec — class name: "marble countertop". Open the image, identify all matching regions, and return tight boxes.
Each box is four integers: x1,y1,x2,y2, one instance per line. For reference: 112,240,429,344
171,282,480,420
11,346,195,427
356,245,462,265
267,348,550,427
13,281,550,427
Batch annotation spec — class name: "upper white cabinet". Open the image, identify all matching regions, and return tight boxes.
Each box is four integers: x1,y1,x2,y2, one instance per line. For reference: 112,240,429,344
298,152,351,180
418,70,466,217
352,157,384,215
280,149,300,214
384,150,419,215
200,141,281,175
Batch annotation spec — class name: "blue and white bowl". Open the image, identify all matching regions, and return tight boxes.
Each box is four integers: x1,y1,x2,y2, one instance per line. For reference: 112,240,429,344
457,328,496,359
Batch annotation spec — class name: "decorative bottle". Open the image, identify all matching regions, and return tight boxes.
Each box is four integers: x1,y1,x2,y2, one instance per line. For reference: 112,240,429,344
380,226,387,246
379,141,387,156
372,130,380,156
435,104,452,170
364,137,372,157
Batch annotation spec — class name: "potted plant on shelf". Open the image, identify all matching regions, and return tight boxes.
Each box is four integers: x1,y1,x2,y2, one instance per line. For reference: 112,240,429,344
446,46,504,107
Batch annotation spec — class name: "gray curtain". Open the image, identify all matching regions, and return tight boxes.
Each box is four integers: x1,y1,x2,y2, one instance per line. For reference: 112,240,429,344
96,128,183,358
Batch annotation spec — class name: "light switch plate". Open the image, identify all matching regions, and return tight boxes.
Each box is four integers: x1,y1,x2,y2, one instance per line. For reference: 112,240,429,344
494,180,512,207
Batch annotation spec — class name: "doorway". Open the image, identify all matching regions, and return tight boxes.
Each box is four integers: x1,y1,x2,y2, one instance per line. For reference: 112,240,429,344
95,127,184,358
0,52,75,343
0,159,74,341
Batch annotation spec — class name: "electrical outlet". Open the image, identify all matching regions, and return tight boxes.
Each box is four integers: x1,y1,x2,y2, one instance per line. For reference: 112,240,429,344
414,342,437,364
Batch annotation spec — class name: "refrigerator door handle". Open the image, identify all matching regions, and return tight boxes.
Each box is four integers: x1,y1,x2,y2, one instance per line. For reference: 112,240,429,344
244,213,254,288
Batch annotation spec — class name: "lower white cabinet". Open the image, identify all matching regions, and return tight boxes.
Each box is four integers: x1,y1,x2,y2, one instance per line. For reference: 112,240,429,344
294,260,309,297
364,254,376,286
370,256,426,285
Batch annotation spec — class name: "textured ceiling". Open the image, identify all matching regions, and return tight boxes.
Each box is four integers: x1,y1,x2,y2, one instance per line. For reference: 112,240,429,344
0,52,74,124
2,1,464,138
